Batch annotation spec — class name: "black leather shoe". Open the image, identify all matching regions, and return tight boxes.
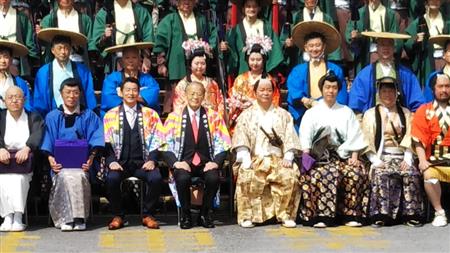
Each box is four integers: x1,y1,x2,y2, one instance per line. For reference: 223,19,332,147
198,215,215,228
180,216,193,229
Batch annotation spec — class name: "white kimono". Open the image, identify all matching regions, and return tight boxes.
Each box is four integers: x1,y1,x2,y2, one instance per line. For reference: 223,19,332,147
300,100,367,159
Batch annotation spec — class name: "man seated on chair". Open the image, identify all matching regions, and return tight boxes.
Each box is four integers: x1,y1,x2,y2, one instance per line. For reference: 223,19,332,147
103,77,165,230
412,73,450,227
0,86,44,232
41,78,104,232
232,78,301,228
161,81,231,229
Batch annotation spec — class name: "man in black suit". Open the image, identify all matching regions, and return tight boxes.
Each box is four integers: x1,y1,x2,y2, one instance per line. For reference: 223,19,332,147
162,81,231,229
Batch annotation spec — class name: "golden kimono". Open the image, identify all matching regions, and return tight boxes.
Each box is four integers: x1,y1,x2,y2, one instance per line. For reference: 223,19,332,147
228,72,280,130
232,104,301,225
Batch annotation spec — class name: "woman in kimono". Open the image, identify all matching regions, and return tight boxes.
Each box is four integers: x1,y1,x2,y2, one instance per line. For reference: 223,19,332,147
172,40,225,116
362,77,424,227
41,78,104,231
232,78,301,228
226,0,283,76
228,37,280,129
299,71,369,228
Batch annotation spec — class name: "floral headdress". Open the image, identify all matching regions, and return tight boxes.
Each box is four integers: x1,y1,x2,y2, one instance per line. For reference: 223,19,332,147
181,39,212,59
242,35,273,56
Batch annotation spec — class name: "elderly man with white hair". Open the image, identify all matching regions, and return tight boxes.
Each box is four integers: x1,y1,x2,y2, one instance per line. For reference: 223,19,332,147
0,86,44,231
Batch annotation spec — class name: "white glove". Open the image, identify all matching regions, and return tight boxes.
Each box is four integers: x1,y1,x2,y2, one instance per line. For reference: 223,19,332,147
236,147,252,169
403,149,413,167
367,152,384,168
283,151,294,162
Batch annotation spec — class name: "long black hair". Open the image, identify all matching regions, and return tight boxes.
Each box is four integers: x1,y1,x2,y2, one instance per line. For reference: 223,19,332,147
245,44,268,78
186,47,209,82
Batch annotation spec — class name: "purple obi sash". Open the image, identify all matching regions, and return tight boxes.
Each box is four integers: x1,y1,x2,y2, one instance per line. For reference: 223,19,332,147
0,151,33,174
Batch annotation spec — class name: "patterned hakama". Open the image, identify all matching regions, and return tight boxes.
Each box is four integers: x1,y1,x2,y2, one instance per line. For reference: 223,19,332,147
369,154,424,222
235,156,300,224
299,157,370,224
49,170,91,228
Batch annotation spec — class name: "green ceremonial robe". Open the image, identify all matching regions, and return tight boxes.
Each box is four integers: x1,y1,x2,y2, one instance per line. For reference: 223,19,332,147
41,9,94,64
344,5,400,72
153,11,218,81
404,18,450,88
227,20,283,76
11,10,38,77
91,2,154,54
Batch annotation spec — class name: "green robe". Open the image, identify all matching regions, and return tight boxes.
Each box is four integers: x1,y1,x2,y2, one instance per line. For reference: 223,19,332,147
344,5,400,72
153,11,218,81
227,20,283,76
296,0,345,26
91,2,154,54
10,10,38,77
280,9,341,67
41,9,94,64
404,18,450,88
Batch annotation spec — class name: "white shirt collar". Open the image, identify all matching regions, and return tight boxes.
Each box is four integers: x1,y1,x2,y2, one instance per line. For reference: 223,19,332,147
123,103,137,113
187,106,200,116
62,104,80,115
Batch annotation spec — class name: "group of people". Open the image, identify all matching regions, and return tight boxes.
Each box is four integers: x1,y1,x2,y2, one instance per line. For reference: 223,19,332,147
0,0,450,234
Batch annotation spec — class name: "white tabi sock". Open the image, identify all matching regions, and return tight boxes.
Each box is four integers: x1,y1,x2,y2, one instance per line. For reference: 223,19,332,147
13,212,23,224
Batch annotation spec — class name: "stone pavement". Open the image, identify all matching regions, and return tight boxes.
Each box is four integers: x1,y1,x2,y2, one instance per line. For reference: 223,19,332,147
1,215,449,253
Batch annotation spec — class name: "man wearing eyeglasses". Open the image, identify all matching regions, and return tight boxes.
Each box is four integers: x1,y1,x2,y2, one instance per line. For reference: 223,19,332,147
0,86,44,232
41,77,104,231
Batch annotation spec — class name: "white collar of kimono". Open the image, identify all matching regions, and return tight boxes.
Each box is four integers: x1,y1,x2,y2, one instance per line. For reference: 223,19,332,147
0,4,11,15
369,2,382,11
63,104,80,115
6,108,26,122
178,9,194,20
444,65,450,77
303,6,323,21
53,58,71,71
243,18,263,36
318,98,338,109
114,0,132,10
57,7,76,17
0,71,12,81
256,102,274,114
